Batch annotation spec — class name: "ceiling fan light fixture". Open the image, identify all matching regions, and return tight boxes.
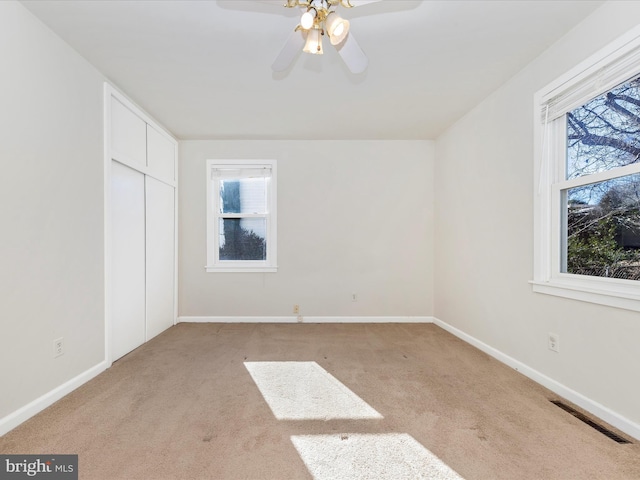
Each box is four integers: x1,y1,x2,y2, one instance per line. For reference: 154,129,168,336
325,12,350,45
273,0,376,72
300,8,317,30
302,28,323,55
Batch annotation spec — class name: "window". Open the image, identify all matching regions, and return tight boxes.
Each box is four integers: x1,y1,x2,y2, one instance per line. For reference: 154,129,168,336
206,160,277,272
533,28,640,312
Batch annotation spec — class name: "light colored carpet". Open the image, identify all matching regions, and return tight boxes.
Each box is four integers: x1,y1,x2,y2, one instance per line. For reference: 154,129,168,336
0,323,638,479
291,433,463,480
244,361,382,420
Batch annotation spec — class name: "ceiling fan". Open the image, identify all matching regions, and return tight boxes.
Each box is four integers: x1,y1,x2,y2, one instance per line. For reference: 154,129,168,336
270,0,383,74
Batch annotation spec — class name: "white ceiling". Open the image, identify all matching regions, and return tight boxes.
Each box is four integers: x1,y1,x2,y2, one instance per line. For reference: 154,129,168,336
22,0,604,140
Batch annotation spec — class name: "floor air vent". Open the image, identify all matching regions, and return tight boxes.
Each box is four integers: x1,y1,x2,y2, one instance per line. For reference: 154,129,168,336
550,400,631,444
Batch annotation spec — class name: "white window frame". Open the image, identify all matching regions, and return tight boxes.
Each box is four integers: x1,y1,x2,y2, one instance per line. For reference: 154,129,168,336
532,26,640,312
205,159,277,273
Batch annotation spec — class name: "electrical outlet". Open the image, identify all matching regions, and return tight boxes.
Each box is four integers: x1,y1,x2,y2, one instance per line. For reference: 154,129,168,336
53,337,64,358
293,304,300,314
548,332,560,353
351,293,357,302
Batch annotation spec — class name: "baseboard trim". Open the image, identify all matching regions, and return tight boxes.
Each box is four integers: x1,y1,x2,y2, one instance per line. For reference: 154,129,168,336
0,360,108,437
432,317,640,441
177,316,434,324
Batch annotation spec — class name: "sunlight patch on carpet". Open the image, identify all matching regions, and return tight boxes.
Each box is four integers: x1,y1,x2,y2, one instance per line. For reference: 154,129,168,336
244,361,383,420
291,433,464,480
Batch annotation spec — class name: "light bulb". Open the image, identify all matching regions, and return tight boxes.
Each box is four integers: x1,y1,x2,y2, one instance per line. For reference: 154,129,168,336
300,8,316,30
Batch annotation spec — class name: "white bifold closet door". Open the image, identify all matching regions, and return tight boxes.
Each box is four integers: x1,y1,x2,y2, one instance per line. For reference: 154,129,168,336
110,163,175,361
145,176,175,340
111,161,146,360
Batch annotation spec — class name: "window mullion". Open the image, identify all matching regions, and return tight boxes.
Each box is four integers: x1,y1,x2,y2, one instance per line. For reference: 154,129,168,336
557,162,640,191
219,213,267,219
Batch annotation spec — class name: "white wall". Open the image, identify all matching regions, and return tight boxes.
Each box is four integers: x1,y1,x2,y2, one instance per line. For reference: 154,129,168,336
0,2,106,422
179,140,434,319
434,1,640,432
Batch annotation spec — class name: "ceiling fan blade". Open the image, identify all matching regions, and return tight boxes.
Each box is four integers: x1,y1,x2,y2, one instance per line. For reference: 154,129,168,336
343,0,384,6
250,0,305,7
272,28,306,72
335,32,368,74
253,0,290,5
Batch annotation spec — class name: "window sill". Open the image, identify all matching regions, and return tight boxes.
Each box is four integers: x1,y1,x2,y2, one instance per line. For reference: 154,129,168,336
530,277,640,312
205,265,278,273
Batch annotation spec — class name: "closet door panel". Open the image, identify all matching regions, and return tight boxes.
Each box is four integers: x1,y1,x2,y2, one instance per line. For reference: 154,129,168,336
145,176,175,340
111,97,147,169
111,161,146,360
147,124,175,183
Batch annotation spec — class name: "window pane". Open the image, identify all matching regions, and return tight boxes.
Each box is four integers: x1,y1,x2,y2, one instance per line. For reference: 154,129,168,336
565,173,640,279
220,178,267,214
219,218,267,261
566,75,640,179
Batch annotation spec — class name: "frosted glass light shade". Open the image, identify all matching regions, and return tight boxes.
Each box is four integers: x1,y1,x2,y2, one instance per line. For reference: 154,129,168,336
325,12,350,45
303,29,323,55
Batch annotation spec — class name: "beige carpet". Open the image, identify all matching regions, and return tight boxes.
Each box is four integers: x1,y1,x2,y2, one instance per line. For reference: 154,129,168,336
1,323,638,479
